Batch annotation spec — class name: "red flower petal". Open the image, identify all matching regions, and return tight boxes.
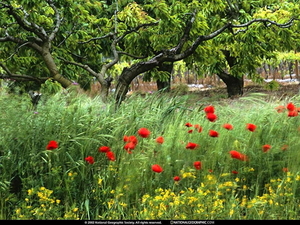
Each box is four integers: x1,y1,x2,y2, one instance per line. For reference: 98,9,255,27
46,140,58,150
262,144,271,153
155,136,164,144
275,105,285,113
124,142,136,153
246,123,256,132
106,151,116,161
128,136,138,145
194,124,203,132
287,102,296,111
288,110,298,117
85,156,95,164
138,128,151,138
193,161,202,170
185,122,193,127
151,164,163,173
229,150,248,161
123,135,129,142
206,113,217,122
222,123,233,130
98,146,111,153
173,176,181,181
204,105,215,114
209,130,219,137
185,142,199,150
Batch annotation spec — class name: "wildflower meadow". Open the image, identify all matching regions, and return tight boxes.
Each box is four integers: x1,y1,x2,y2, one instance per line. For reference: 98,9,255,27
1,88,300,220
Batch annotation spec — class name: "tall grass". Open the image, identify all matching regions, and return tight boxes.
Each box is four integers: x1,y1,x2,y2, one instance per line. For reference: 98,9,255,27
1,89,300,220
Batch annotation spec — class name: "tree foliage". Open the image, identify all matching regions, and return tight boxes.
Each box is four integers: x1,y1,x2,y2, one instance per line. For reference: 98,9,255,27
0,0,299,100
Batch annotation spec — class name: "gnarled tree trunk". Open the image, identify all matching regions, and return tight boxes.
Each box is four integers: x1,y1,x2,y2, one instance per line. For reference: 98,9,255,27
115,61,158,106
217,71,244,97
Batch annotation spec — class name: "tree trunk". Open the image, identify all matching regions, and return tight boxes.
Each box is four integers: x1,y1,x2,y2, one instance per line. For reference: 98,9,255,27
156,63,173,92
295,60,299,81
217,71,244,97
41,44,72,88
99,77,113,102
115,61,158,106
156,79,170,91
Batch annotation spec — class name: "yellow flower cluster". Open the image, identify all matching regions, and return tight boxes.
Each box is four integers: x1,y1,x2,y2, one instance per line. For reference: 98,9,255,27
14,186,80,220
180,170,196,179
14,187,61,219
135,172,300,220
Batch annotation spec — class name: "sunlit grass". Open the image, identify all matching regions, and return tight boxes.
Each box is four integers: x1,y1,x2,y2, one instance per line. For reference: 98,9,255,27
1,89,300,219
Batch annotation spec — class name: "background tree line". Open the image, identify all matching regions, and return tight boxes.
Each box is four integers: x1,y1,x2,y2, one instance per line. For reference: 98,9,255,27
0,0,299,104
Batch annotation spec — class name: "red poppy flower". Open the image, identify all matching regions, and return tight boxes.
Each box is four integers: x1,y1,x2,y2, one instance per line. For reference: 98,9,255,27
286,102,296,111
194,124,203,132
155,136,164,144
209,130,219,137
46,140,59,150
106,151,116,161
128,135,138,145
185,142,199,150
262,144,271,153
124,142,136,153
282,167,289,172
194,124,200,129
204,105,215,114
185,122,193,127
206,113,217,122
138,128,151,138
275,105,285,113
173,176,181,181
223,123,233,130
232,170,238,174
246,123,256,132
151,164,163,173
188,129,193,133
98,146,111,153
229,150,248,161
208,169,213,173
193,161,202,170
123,135,129,142
288,110,298,117
85,156,95,164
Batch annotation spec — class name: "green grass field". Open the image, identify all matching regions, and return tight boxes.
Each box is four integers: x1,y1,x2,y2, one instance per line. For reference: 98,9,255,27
1,88,300,220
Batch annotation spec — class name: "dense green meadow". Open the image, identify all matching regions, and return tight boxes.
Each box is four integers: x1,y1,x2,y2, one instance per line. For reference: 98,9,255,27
1,87,300,220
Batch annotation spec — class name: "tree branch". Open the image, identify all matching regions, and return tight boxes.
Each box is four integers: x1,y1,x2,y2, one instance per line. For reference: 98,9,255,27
78,33,114,44
58,57,99,78
116,21,159,43
169,17,298,62
78,21,159,44
47,0,63,41
0,62,48,82
0,2,48,41
117,51,147,59
171,12,196,54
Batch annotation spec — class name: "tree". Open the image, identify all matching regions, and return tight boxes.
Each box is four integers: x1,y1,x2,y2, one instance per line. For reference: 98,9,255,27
113,0,299,104
1,0,299,103
0,0,116,93
0,0,72,88
207,2,300,97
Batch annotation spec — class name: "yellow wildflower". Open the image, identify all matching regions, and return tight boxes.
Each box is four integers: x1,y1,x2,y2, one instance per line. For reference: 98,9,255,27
73,208,79,212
